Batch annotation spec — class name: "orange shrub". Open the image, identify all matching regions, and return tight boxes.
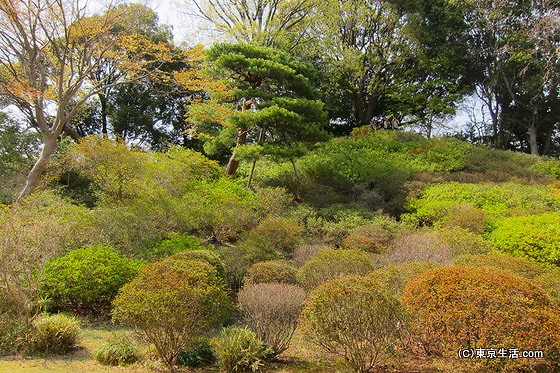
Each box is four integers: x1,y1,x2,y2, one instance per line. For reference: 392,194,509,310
403,266,560,369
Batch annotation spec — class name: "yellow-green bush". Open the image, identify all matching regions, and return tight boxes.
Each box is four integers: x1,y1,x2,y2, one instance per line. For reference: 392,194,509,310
296,249,373,289
30,313,81,355
244,260,298,285
452,253,551,279
487,212,560,264
301,275,405,373
367,261,441,296
112,258,231,369
94,335,140,366
436,228,494,256
39,246,142,315
341,224,394,253
403,266,560,369
213,326,272,373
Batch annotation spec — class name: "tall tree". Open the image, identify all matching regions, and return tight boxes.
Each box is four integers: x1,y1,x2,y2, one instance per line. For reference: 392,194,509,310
190,0,316,50
0,0,169,199
187,43,329,182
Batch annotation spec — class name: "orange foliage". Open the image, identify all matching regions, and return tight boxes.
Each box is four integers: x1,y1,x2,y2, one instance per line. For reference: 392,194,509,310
403,266,560,369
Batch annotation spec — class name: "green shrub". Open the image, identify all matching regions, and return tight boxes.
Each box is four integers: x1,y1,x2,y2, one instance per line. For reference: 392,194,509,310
367,261,441,296
296,249,374,289
244,261,297,285
438,204,488,233
531,159,560,179
403,266,560,370
39,246,142,315
168,249,226,279
149,232,209,259
453,253,551,279
30,313,81,355
435,228,494,256
487,213,560,263
213,326,272,373
464,148,541,180
301,275,405,373
402,182,560,227
112,259,232,369
176,338,214,367
94,335,140,366
180,178,260,242
238,283,306,356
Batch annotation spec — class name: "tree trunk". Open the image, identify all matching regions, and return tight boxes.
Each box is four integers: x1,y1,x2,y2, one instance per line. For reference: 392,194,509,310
528,124,539,156
225,127,247,175
99,92,109,137
17,135,58,200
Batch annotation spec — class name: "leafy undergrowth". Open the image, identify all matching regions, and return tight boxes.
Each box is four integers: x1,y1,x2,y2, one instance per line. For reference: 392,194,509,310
0,324,496,372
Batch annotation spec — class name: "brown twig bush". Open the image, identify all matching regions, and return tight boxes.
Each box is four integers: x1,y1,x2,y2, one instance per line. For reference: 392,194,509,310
238,283,306,356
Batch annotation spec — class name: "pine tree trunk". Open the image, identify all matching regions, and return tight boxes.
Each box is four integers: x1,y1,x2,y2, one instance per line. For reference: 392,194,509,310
225,127,247,175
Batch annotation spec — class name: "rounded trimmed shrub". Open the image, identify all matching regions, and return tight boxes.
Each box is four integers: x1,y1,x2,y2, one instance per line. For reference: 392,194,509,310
341,224,394,253
39,246,142,315
296,249,373,289
387,231,453,264
94,335,140,366
244,260,297,285
367,261,441,296
112,258,232,369
168,249,226,279
301,275,405,373
213,326,272,373
403,266,560,368
247,216,303,255
30,313,81,355
453,253,551,279
238,283,306,355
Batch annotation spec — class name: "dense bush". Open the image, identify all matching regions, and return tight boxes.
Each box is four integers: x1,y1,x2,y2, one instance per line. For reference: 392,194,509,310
213,326,272,373
246,216,303,256
149,232,209,259
341,224,394,253
292,243,329,267
403,266,560,367
435,228,493,256
301,275,405,373
438,204,488,233
168,249,226,279
112,258,231,369
533,270,560,306
244,261,298,285
181,178,260,242
238,283,306,355
402,182,560,227
39,246,142,315
487,212,560,263
30,313,81,355
452,253,551,279
0,192,92,321
0,313,31,356
387,231,454,264
217,239,280,292
296,249,374,289
94,335,140,366
367,261,441,296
